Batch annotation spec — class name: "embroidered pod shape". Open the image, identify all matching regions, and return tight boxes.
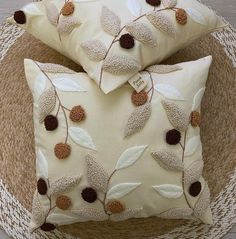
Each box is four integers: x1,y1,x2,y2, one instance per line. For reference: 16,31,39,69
151,151,184,171
110,208,142,221
155,84,185,101
131,90,148,106
36,149,48,179
190,111,201,127
101,6,121,36
106,200,125,214
184,135,201,157
74,208,108,220
56,195,72,210
70,106,86,122
81,187,97,203
185,8,206,26
37,178,48,195
57,16,80,34
146,64,182,74
37,62,76,74
103,55,141,74
153,184,183,198
86,154,109,193
192,87,205,111
124,103,152,137
159,208,193,219
49,176,81,196
61,2,75,16
184,160,204,186
189,181,202,197
47,213,78,225
126,0,142,17
40,223,56,232
162,0,177,8
162,101,189,132
126,22,157,47
14,10,26,24
38,87,56,123
81,40,107,61
45,1,59,26
146,11,176,38
146,0,161,7
44,115,58,131
54,143,71,159
119,34,135,49
193,182,210,217
176,9,188,25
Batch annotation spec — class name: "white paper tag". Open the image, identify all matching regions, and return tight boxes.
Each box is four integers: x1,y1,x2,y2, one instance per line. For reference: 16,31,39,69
128,74,148,93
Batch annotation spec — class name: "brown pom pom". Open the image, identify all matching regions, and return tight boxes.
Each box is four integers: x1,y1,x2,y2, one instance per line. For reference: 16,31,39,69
190,111,201,127
176,9,188,25
119,34,135,49
106,200,125,214
37,178,48,195
131,90,148,106
56,195,72,210
40,223,56,232
54,143,71,159
70,106,86,122
81,187,97,203
61,2,75,16
14,10,26,24
44,115,58,131
146,0,161,6
166,129,181,145
189,181,202,197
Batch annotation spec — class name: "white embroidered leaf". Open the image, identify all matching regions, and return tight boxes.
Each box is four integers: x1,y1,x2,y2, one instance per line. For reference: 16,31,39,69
186,8,206,26
22,3,43,16
126,22,157,47
47,213,79,225
38,87,56,123
36,149,48,178
69,127,96,150
162,101,189,131
159,208,193,219
185,135,201,157
107,183,141,200
37,62,76,74
155,84,185,101
146,11,176,38
34,72,47,100
146,65,182,74
110,208,142,221
81,40,107,61
103,55,141,74
101,6,121,36
45,1,59,26
151,151,184,171
74,208,108,221
52,77,86,92
115,145,147,170
162,0,177,8
86,154,109,193
126,0,142,17
192,87,205,111
57,16,80,34
124,103,152,137
153,184,183,198
184,160,204,186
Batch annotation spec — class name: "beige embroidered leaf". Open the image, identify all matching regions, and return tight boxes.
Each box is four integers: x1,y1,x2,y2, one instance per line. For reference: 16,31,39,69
186,8,206,26
185,136,201,157
37,62,76,74
101,6,121,36
126,22,157,47
86,154,109,193
162,100,189,131
49,175,81,196
159,208,193,219
192,87,205,111
45,1,59,26
81,40,107,61
38,87,56,123
126,0,142,17
162,0,177,8
194,182,211,217
153,184,183,198
146,11,176,38
36,149,48,178
151,151,184,171
57,16,80,34
146,64,182,74
103,55,141,74
155,84,185,101
184,160,204,186
124,103,152,137
74,208,108,221
110,208,142,221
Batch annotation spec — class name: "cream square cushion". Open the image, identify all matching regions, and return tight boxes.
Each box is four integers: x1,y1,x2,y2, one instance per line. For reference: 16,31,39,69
25,56,213,232
13,0,224,93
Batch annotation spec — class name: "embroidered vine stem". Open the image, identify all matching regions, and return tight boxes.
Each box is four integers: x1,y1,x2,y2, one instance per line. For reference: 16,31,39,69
146,70,154,102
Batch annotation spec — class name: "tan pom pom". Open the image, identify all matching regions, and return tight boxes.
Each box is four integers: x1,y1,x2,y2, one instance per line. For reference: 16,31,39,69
70,105,86,122
56,195,72,210
175,9,187,25
131,90,148,106
106,200,125,214
61,2,75,16
190,111,201,127
54,143,71,159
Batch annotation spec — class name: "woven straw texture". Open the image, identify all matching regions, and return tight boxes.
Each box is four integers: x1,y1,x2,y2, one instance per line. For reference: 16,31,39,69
0,19,236,238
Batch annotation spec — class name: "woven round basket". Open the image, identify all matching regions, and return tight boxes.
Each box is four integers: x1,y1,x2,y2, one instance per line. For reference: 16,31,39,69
0,17,236,239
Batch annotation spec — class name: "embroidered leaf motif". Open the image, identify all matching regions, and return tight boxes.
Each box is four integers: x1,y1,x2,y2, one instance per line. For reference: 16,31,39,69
146,65,182,74
126,0,142,17
69,127,96,150
162,0,177,8
36,149,48,178
184,160,204,186
107,183,141,200
124,103,152,137
34,72,47,100
186,8,206,26
57,16,80,34
38,87,56,123
126,22,157,47
86,154,109,193
194,182,210,217
115,145,148,170
110,208,142,221
49,176,81,196
146,11,176,38
159,208,193,219
52,77,87,92
153,184,183,198
37,62,76,74
162,101,189,132
22,3,43,16
185,136,201,157
81,40,107,61
101,6,121,36
74,208,108,220
192,87,205,111
103,55,141,74
155,84,185,101
47,213,79,225
45,1,59,26
151,151,184,171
